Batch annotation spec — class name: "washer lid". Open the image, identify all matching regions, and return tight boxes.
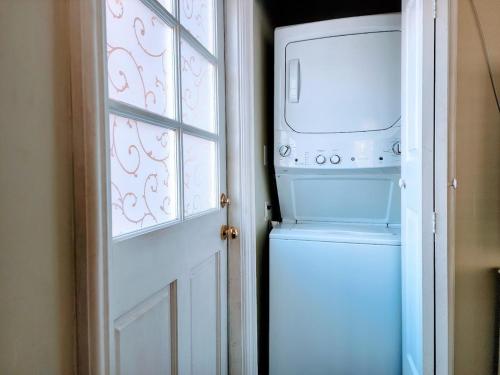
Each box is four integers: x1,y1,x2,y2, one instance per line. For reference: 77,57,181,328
284,30,401,134
270,222,401,245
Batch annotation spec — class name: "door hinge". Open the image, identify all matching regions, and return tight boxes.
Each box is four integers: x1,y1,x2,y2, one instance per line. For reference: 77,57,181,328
449,178,458,190
433,0,437,19
432,212,437,234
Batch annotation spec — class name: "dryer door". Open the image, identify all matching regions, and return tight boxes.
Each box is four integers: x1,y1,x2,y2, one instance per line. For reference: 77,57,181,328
284,31,401,134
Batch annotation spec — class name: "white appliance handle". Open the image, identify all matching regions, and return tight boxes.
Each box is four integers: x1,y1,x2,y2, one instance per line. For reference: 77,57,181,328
288,59,300,103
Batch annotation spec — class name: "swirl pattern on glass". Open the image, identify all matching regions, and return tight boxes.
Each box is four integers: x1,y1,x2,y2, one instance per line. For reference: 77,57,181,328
180,0,215,53
110,114,177,237
183,134,217,216
106,0,176,118
181,40,216,132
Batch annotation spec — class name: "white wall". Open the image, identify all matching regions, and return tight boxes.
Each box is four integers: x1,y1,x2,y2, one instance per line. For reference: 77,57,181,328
0,0,75,373
453,0,500,373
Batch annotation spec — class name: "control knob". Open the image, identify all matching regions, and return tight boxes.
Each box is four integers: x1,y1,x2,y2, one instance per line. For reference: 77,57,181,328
315,154,326,165
279,145,292,157
330,154,341,164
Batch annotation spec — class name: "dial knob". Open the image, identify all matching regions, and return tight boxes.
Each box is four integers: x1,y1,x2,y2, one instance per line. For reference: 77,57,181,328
279,145,291,157
392,141,401,155
330,154,341,164
315,154,326,164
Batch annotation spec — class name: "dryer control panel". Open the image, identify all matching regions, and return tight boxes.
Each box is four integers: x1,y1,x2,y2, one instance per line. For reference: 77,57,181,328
275,124,401,169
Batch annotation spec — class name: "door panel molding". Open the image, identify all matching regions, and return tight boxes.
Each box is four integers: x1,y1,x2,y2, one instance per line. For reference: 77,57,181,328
114,284,177,375
190,253,221,375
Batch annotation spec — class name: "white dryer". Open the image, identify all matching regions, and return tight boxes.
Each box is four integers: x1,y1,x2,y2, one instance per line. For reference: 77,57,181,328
270,13,402,375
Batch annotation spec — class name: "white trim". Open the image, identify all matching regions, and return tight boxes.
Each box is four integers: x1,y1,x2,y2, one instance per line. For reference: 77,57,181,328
421,2,437,372
434,0,450,372
225,0,259,374
435,1,455,374
435,1,458,374
69,0,110,373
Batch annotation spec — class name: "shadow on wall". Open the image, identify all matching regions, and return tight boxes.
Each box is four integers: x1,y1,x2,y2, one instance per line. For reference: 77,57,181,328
494,270,500,374
258,0,401,27
468,0,499,112
0,0,75,373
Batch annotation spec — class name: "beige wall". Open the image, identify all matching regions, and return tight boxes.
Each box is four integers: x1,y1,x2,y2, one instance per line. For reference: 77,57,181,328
253,2,273,258
0,0,75,374
453,0,500,374
253,2,273,373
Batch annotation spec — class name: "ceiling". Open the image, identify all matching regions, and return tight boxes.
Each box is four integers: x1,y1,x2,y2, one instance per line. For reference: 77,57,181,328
259,0,401,27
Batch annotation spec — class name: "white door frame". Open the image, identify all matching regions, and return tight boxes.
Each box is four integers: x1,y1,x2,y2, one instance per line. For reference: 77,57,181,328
435,1,455,374
70,0,110,372
70,0,258,374
70,0,452,373
402,0,454,373
224,0,259,374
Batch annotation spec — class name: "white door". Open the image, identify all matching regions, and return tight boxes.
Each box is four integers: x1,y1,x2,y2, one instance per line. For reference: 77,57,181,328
285,31,401,134
104,0,228,373
401,0,435,374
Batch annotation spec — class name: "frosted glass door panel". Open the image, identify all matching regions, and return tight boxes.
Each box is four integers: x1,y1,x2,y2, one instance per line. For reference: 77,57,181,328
110,114,178,237
181,40,217,132
180,0,215,53
183,134,217,216
156,0,173,13
106,0,176,118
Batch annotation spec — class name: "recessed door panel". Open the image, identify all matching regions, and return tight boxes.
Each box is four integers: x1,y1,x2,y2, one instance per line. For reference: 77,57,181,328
190,254,220,375
284,31,401,134
114,285,177,375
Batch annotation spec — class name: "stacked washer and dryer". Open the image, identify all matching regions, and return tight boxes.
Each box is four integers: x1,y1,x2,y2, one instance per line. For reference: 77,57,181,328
269,14,403,375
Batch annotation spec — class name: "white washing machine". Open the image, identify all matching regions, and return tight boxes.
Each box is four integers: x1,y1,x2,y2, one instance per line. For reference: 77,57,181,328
270,14,402,375
270,223,402,375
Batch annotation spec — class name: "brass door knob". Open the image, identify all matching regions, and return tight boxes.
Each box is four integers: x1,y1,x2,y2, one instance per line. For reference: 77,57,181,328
221,225,239,240
220,193,231,208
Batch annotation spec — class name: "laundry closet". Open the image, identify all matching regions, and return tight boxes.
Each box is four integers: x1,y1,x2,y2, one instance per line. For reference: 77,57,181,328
251,1,425,374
